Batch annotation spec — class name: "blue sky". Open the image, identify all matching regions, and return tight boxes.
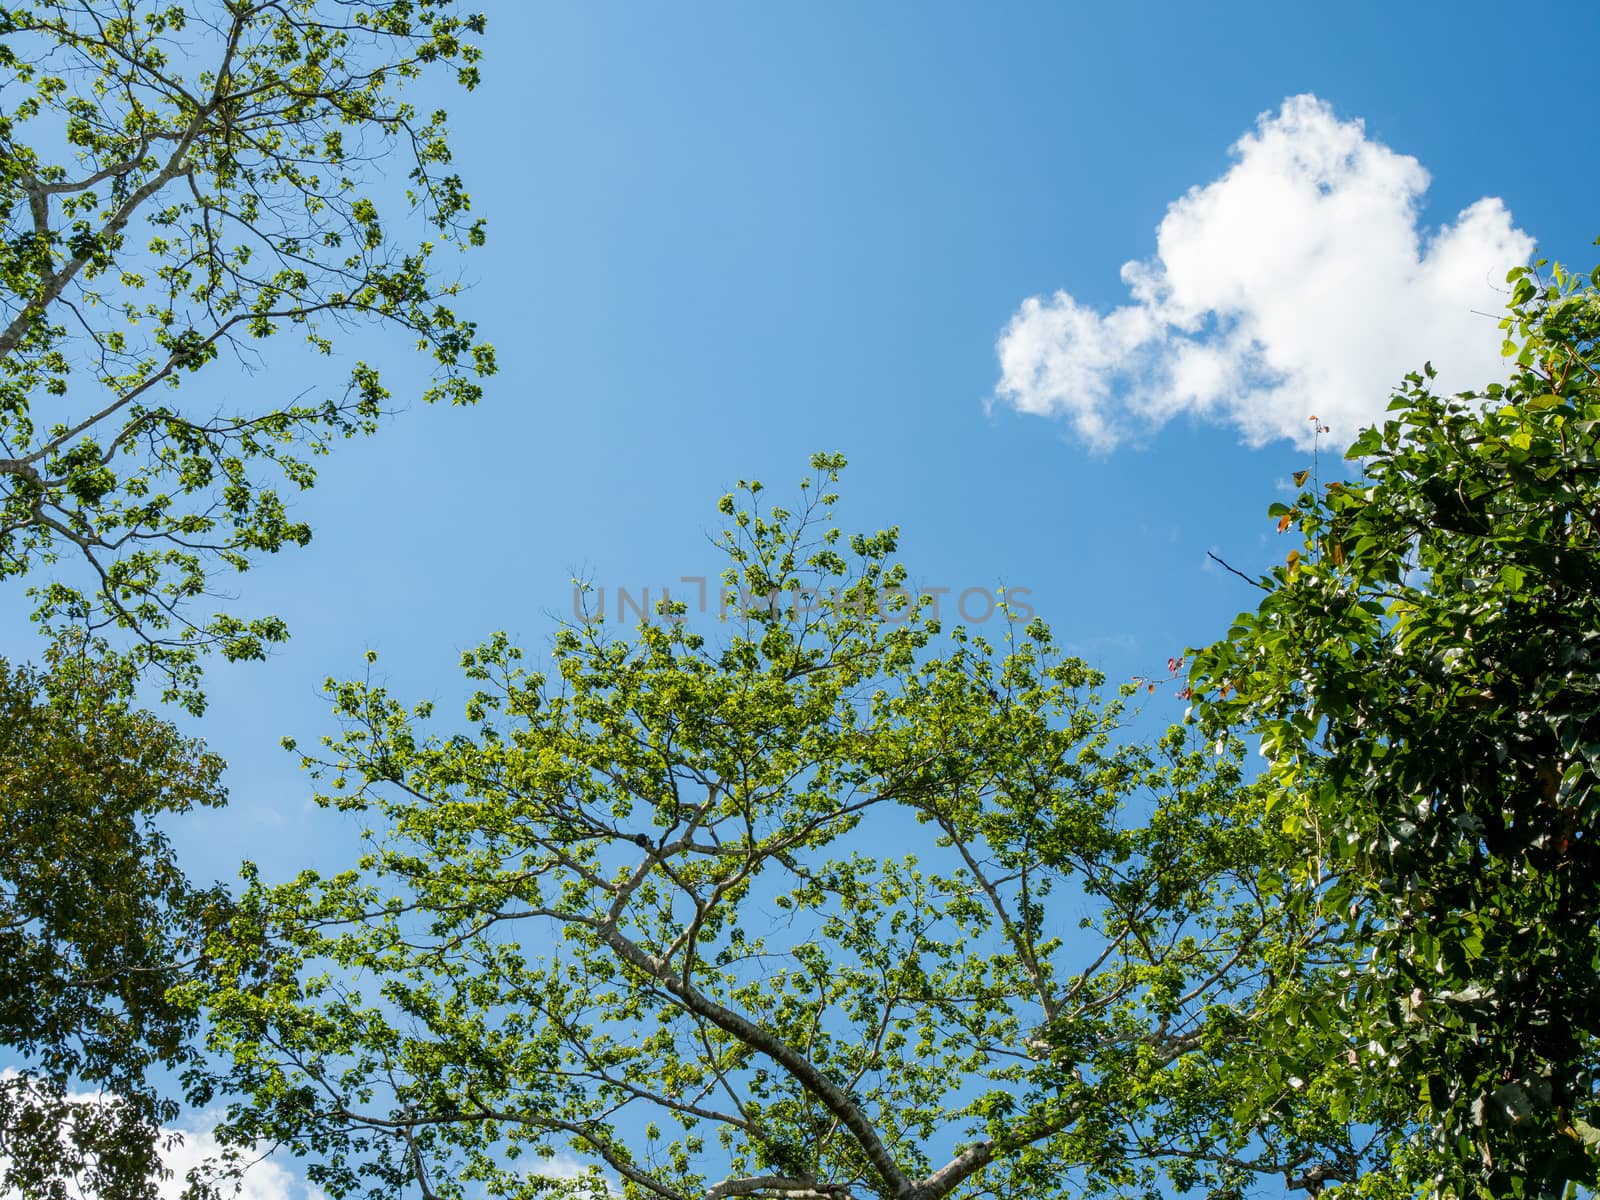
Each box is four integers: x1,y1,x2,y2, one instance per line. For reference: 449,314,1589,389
165,0,1600,884
14,3,1600,1194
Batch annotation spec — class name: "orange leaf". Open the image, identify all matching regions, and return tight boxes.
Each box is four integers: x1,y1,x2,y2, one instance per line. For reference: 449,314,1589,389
1277,514,1292,533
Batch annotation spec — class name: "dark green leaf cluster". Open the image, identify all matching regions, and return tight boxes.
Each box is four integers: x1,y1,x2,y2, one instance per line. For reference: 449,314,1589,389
0,634,231,1200
1191,253,1600,1196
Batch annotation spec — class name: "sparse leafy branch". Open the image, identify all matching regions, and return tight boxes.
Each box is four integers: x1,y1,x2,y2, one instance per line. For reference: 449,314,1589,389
0,0,495,710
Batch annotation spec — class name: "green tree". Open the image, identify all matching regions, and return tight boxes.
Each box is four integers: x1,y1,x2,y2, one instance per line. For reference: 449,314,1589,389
0,635,229,1200
1189,255,1600,1196
196,457,1355,1200
0,0,495,711
0,4,493,1194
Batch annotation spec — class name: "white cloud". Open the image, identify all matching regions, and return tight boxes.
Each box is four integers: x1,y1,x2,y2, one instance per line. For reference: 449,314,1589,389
155,1125,323,1200
993,94,1535,450
524,1150,617,1194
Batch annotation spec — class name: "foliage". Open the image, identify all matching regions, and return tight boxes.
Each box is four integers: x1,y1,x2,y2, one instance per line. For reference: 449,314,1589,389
196,455,1312,1200
0,5,494,1195
1189,255,1600,1196
0,0,495,712
0,634,230,1200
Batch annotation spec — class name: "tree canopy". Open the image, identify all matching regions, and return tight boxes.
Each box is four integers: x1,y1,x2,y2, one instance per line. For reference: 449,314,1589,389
1190,255,1600,1197
0,0,494,710
194,456,1321,1200
0,3,492,1195
0,635,228,1200
6,9,1597,1196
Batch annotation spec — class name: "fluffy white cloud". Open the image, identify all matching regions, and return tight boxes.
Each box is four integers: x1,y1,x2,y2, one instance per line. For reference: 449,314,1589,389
154,1125,323,1200
994,94,1535,450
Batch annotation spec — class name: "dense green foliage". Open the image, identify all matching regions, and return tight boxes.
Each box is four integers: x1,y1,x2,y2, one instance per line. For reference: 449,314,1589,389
197,456,1303,1200
1191,257,1600,1196
0,636,227,1200
0,0,494,711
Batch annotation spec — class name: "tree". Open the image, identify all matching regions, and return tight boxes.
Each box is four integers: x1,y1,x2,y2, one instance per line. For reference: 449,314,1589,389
0,4,493,1194
1189,254,1600,1196
0,0,495,711
0,634,229,1200
196,455,1319,1200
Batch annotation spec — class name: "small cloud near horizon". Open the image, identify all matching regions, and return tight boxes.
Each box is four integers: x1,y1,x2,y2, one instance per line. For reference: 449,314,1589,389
993,95,1535,451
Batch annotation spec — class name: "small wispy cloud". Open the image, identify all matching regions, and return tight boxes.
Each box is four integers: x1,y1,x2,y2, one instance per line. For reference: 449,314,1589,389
993,95,1535,450
1063,631,1140,656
